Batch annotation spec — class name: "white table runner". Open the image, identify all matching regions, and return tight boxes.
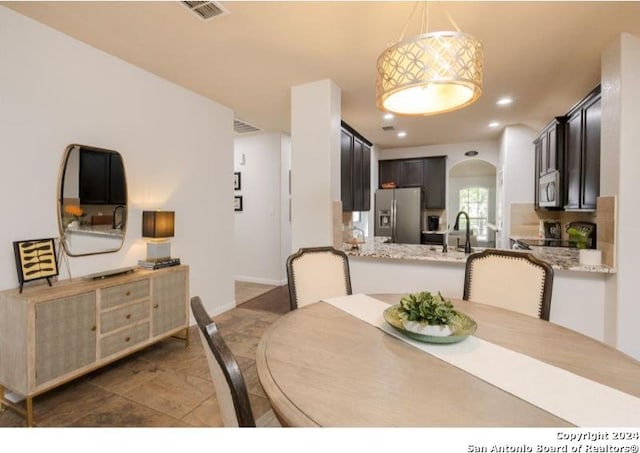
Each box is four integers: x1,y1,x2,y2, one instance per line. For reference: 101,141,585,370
323,293,640,427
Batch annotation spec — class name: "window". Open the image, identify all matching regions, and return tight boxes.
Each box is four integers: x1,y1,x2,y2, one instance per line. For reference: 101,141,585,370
459,187,489,241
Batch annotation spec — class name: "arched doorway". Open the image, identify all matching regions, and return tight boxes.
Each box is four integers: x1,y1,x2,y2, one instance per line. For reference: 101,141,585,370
448,159,497,248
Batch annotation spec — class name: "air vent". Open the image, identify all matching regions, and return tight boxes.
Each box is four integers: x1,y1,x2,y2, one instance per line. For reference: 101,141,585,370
382,125,395,131
234,119,261,135
181,1,229,21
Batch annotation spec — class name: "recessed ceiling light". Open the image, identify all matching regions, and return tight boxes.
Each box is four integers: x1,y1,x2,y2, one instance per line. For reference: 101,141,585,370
488,122,500,128
384,113,394,120
496,97,513,106
465,150,479,157
397,131,407,138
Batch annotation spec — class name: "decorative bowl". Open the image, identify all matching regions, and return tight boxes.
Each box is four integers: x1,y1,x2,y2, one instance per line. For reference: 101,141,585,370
383,304,477,344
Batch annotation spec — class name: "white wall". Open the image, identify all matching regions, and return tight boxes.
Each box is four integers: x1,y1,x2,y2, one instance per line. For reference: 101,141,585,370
233,132,289,285
497,125,537,247
290,80,341,250
0,7,235,316
601,33,640,358
280,134,292,270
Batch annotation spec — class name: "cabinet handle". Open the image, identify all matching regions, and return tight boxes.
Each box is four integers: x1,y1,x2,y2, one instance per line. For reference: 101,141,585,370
153,304,159,309
91,326,97,332
126,314,131,319
125,337,130,342
125,291,131,296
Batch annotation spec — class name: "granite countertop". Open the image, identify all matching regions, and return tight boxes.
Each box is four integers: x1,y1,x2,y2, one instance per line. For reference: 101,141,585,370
344,237,614,274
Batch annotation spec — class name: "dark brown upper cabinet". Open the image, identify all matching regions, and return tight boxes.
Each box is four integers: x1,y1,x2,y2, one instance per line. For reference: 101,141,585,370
424,157,446,209
378,156,447,209
341,122,371,212
534,117,566,210
535,117,566,177
564,86,601,211
398,159,424,187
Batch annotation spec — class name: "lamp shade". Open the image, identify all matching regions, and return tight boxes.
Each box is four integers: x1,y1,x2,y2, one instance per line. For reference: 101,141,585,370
376,31,483,116
142,211,174,239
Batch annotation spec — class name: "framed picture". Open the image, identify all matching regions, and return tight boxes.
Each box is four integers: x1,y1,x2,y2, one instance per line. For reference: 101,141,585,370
234,195,243,212
234,172,241,191
13,238,59,293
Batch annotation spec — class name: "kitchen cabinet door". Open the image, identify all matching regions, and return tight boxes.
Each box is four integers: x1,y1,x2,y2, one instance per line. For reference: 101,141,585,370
534,118,565,177
564,86,601,211
424,157,446,209
398,159,424,187
564,111,582,210
340,129,354,212
340,124,371,212
534,139,542,208
582,95,601,210
352,138,364,211
361,141,371,211
379,160,399,187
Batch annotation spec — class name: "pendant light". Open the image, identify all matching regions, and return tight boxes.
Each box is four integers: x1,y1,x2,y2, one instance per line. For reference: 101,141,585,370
376,2,484,116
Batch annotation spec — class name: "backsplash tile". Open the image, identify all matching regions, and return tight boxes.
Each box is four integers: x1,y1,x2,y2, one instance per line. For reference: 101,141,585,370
597,196,616,268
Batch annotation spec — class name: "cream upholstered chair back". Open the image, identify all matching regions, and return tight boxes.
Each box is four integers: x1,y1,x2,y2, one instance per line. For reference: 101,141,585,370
191,296,255,427
463,249,554,320
286,246,352,310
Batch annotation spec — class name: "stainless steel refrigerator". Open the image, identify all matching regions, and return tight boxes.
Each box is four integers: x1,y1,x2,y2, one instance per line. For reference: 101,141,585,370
374,187,422,244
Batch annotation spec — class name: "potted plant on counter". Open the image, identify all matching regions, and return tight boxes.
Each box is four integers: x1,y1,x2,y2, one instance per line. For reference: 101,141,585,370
566,226,590,249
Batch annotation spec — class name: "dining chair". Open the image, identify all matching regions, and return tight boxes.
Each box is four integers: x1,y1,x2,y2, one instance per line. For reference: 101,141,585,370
463,249,554,320
286,246,352,310
190,296,280,427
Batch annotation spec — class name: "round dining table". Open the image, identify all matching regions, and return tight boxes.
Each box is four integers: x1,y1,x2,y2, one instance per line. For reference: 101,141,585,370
255,294,640,427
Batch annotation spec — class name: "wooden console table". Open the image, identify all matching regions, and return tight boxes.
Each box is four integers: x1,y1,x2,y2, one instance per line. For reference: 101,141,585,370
0,265,189,426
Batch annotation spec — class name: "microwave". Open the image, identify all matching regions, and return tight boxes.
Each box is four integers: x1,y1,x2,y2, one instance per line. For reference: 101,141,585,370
539,171,562,208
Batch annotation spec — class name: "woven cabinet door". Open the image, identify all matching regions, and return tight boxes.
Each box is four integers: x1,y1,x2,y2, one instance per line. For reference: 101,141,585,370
151,270,187,337
35,292,97,387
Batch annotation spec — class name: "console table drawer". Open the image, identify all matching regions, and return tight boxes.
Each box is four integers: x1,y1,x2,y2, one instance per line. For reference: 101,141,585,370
101,280,150,309
100,322,150,358
101,301,150,334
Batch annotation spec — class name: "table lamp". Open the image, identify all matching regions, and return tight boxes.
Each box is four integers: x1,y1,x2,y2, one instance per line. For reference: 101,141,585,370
142,210,174,262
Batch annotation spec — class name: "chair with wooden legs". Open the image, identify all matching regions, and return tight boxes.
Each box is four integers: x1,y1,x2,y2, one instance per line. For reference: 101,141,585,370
190,296,280,427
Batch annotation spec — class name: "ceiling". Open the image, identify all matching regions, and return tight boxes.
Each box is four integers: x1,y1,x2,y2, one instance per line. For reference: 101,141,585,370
5,1,640,149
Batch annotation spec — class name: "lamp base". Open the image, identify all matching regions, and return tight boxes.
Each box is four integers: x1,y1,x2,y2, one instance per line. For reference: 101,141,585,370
146,241,171,262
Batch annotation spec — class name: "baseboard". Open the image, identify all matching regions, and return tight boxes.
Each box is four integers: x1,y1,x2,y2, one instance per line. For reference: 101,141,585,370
207,300,237,317
235,275,287,286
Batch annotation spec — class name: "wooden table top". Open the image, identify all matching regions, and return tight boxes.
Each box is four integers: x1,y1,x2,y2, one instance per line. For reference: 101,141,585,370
256,294,640,427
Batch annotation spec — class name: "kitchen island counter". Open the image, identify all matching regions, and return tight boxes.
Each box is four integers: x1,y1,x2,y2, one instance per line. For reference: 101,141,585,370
345,237,614,274
344,237,614,343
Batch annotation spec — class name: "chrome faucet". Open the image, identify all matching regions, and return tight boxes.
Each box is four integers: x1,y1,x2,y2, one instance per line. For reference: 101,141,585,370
112,205,126,229
453,210,472,254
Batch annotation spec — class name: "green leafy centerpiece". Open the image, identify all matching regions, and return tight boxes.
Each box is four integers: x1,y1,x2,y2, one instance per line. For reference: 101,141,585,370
397,291,457,337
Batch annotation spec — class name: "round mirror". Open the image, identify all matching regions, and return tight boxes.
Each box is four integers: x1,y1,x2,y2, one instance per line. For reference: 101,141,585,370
57,144,127,256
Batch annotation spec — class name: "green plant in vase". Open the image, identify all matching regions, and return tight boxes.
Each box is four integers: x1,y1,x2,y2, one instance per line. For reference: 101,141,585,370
566,226,590,249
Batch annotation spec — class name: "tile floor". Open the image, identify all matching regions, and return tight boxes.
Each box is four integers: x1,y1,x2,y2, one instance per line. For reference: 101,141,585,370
0,282,287,427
